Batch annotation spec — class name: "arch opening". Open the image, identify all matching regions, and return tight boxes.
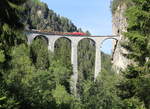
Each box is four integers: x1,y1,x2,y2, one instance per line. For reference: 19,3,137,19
30,35,49,70
77,38,96,81
54,37,72,67
34,35,49,45
101,37,118,47
100,38,118,73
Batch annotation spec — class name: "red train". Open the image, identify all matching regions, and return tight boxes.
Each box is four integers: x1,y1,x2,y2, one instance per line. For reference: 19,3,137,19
31,29,88,36
64,32,87,36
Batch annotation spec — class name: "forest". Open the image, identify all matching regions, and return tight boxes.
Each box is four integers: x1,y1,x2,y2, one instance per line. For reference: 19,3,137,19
0,0,150,109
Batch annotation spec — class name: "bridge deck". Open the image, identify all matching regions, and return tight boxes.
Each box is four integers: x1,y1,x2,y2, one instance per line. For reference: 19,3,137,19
25,30,117,38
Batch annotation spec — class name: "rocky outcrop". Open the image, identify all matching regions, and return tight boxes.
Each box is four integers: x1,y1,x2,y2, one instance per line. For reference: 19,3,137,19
112,3,130,73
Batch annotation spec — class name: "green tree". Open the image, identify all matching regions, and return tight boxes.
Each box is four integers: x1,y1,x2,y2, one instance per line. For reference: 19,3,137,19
4,43,74,109
101,52,114,73
52,84,73,109
23,0,77,32
80,71,121,109
0,0,27,108
49,59,72,92
0,49,5,63
85,30,91,36
30,36,50,70
111,0,127,14
78,39,95,81
117,0,150,108
0,0,27,29
54,38,72,69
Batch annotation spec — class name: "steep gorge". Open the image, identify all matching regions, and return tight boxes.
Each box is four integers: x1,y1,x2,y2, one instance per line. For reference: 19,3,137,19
24,0,114,77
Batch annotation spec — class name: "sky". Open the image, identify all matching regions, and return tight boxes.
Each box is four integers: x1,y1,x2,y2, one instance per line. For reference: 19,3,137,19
41,0,113,54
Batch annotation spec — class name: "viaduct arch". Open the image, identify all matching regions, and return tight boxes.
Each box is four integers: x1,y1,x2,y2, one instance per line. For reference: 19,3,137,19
26,30,118,94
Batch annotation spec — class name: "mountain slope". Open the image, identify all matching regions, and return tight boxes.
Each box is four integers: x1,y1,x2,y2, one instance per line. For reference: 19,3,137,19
23,0,114,75
23,0,77,32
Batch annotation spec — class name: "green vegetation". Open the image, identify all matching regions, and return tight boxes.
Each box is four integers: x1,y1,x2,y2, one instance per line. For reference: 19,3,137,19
80,72,122,109
117,0,150,108
0,0,29,108
2,0,150,109
78,39,95,81
110,0,131,14
54,38,72,69
23,0,77,32
30,36,50,70
0,0,117,108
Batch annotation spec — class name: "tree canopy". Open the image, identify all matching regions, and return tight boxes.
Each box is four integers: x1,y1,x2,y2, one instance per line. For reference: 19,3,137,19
2,0,148,108
117,0,150,108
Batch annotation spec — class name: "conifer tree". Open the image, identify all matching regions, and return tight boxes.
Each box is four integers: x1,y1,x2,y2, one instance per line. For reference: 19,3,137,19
0,0,28,108
117,0,150,108
0,0,27,29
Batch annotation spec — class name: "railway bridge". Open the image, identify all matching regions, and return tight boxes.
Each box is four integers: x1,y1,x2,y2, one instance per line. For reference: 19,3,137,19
26,30,119,94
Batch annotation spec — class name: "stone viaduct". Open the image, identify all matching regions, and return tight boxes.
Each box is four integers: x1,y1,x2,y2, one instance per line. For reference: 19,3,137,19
26,30,118,94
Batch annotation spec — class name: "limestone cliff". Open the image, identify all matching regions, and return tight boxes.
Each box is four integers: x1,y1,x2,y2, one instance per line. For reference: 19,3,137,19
112,3,130,73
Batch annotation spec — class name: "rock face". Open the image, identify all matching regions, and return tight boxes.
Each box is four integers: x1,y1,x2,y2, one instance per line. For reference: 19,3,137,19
112,3,130,73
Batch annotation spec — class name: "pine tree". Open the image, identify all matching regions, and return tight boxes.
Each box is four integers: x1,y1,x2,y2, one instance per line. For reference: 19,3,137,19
0,0,27,29
0,0,28,108
117,0,150,108
0,0,27,69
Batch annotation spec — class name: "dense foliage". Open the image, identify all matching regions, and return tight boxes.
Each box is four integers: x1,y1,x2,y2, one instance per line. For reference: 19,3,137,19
80,72,122,109
23,0,78,32
0,0,28,108
111,0,130,14
0,0,120,109
117,0,150,109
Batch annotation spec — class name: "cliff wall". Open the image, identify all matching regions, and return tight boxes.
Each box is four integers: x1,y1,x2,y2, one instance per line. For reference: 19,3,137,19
112,3,130,73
